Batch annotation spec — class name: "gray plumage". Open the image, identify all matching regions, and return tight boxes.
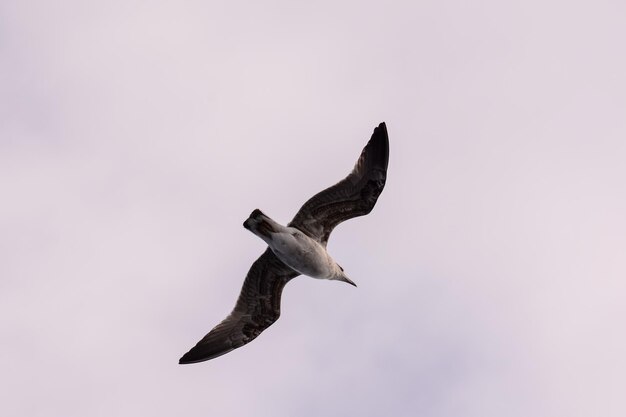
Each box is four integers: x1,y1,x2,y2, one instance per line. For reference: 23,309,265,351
179,122,389,364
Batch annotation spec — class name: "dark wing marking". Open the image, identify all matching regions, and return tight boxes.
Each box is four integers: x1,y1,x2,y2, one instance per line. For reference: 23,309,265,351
288,122,389,245
179,248,299,364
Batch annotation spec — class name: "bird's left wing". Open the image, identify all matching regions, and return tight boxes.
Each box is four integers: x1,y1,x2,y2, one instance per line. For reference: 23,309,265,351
179,248,299,364
289,122,389,245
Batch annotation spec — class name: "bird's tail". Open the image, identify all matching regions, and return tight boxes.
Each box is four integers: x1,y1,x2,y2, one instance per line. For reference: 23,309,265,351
243,209,278,238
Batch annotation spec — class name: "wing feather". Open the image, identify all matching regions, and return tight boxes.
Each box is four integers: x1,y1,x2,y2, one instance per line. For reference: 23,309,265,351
179,248,299,364
179,122,389,363
289,122,389,244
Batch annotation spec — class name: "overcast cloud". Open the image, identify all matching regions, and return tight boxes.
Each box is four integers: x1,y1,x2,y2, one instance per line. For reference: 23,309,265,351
2,1,625,416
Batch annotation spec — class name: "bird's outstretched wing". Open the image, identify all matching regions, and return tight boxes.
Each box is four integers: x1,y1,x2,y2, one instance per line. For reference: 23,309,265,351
289,122,389,245
180,122,388,363
179,248,299,364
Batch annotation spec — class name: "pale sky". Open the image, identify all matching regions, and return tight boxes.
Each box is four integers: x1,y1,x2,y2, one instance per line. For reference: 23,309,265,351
2,1,625,416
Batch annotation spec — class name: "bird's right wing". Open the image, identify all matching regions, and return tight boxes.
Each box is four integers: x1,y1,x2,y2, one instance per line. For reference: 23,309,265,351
179,248,299,364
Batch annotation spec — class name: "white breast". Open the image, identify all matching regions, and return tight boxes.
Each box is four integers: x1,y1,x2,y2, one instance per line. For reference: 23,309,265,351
268,228,335,279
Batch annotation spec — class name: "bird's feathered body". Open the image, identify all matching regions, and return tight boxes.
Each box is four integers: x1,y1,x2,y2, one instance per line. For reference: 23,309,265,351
179,122,389,364
244,209,351,282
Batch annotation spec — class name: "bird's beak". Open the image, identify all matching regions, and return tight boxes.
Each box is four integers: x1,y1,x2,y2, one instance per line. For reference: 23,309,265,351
339,275,357,287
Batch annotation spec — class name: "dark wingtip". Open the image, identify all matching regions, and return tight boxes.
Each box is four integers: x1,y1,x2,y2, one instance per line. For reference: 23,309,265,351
178,352,209,365
178,342,235,365
367,122,389,172
178,350,198,365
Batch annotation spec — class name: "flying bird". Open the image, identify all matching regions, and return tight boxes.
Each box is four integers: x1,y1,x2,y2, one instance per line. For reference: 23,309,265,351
179,122,389,364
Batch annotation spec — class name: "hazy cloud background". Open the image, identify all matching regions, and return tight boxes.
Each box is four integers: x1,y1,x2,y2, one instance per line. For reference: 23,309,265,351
2,1,625,416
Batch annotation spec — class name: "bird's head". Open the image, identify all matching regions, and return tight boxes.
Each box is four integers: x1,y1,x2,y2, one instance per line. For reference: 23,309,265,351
333,264,357,287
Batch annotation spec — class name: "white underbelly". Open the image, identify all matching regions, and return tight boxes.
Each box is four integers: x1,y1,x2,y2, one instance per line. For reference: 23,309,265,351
268,231,333,279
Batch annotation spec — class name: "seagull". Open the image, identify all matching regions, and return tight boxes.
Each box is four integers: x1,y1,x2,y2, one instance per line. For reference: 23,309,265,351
179,122,389,364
